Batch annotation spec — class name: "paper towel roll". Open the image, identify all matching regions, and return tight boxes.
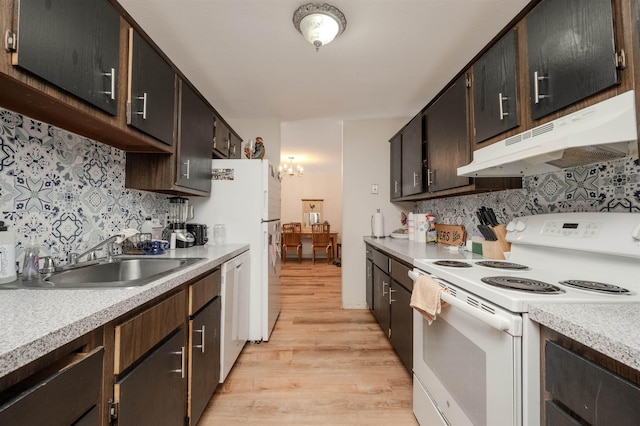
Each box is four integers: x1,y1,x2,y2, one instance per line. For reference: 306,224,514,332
372,211,384,237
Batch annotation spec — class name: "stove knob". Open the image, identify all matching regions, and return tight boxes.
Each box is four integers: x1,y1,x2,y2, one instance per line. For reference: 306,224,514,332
515,220,527,232
632,224,640,241
506,221,516,232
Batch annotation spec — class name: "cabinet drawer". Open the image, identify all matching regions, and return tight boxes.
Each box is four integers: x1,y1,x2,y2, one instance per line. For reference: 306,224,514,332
371,248,389,273
390,259,412,292
115,291,186,374
545,340,640,424
0,347,103,425
189,268,222,315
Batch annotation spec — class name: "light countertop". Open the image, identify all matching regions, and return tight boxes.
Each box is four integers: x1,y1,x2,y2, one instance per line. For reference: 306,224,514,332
0,244,248,378
529,303,640,371
365,236,640,371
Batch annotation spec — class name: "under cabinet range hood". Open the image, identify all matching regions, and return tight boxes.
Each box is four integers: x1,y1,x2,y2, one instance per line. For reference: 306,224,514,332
457,90,638,177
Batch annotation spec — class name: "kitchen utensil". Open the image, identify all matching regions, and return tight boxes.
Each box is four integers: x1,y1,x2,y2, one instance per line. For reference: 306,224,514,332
476,209,497,241
165,197,195,248
213,224,226,245
187,223,208,245
486,208,499,226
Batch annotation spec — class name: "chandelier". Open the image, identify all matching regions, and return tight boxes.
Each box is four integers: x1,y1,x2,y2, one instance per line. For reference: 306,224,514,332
279,157,304,178
293,3,347,51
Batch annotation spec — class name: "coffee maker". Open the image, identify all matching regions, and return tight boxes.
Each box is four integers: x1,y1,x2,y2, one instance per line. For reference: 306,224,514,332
165,197,195,248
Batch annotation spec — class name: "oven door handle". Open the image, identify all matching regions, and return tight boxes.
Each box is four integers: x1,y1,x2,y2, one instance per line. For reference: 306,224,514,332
409,270,510,332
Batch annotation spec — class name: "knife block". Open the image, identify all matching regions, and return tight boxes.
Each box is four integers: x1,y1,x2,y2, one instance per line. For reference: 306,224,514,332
481,224,511,260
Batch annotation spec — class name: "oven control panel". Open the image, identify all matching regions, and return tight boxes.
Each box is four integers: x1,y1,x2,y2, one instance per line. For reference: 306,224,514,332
540,220,603,238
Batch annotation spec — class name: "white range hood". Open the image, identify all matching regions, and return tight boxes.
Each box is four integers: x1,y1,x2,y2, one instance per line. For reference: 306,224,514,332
457,90,638,177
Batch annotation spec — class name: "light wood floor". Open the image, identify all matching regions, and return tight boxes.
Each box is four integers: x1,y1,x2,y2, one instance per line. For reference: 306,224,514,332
198,259,417,425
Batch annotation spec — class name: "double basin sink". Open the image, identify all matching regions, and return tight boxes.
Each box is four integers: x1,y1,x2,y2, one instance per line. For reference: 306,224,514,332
0,256,205,289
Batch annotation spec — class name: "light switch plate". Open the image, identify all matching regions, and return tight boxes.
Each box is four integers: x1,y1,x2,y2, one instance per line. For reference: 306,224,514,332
371,184,379,194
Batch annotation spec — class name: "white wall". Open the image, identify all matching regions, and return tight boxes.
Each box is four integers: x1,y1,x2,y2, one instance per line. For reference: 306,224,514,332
342,118,414,309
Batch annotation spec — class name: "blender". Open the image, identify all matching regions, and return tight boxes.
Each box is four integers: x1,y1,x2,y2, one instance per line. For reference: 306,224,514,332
164,197,195,248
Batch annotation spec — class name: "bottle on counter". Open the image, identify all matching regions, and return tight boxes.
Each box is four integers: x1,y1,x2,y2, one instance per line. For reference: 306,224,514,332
22,238,40,280
426,214,437,243
0,221,17,284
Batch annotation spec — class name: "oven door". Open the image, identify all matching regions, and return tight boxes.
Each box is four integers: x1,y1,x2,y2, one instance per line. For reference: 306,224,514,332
410,269,523,426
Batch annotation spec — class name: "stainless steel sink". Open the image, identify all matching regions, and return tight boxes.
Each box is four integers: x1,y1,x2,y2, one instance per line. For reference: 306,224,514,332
0,257,205,289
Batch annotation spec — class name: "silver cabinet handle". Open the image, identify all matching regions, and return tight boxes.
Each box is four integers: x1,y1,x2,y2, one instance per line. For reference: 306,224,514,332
225,138,231,151
136,92,148,119
413,172,418,188
367,265,371,278
382,281,388,296
103,68,116,100
232,143,236,155
194,325,206,353
394,180,399,194
498,92,508,120
533,71,548,104
171,346,186,378
182,160,190,179
427,169,434,186
389,287,397,304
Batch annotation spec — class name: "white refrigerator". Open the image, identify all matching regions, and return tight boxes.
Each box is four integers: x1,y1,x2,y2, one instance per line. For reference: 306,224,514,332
190,159,281,342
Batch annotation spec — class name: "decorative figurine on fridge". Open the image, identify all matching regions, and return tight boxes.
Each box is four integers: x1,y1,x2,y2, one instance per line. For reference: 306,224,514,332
244,136,266,159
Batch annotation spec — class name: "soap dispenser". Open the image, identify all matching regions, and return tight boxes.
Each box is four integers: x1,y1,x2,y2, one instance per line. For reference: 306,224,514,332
0,221,17,284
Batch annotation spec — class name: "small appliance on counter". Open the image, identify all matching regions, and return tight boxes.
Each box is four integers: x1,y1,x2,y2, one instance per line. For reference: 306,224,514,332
187,223,208,246
164,197,195,248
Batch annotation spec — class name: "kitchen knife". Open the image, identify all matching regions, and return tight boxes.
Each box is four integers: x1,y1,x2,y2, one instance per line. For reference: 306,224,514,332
476,209,497,241
486,208,499,226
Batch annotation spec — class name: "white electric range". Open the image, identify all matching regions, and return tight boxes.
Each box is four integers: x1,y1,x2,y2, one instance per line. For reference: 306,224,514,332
410,212,640,426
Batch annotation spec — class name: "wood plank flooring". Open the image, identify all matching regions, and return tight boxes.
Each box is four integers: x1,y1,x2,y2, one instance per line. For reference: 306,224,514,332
198,260,417,425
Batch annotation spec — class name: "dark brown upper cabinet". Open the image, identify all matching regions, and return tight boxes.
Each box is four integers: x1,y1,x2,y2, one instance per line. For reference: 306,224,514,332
127,29,176,146
389,133,403,199
472,28,519,143
426,75,471,193
527,0,620,120
177,81,214,192
14,0,120,115
401,115,425,197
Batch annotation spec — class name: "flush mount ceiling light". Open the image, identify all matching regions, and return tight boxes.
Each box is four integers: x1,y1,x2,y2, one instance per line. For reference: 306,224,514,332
293,3,347,51
279,156,304,178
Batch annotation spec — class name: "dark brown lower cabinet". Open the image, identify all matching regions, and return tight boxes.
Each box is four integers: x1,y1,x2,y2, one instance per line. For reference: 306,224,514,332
189,297,221,425
390,259,413,373
114,329,186,425
0,347,103,425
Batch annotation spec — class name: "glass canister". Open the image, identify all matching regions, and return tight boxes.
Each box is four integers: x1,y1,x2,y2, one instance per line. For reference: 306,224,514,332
213,224,226,245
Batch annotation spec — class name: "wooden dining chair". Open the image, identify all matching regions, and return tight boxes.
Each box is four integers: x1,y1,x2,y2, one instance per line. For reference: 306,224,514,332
311,222,332,264
281,222,302,263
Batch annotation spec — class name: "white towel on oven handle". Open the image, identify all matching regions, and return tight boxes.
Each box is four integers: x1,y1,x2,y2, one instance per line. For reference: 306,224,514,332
410,274,449,325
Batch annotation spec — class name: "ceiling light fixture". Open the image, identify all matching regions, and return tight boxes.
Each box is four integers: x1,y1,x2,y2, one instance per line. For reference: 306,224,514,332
279,157,304,178
293,3,347,51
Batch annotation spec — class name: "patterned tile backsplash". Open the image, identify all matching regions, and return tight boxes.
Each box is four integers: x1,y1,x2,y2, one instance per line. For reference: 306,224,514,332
0,108,169,268
416,156,640,236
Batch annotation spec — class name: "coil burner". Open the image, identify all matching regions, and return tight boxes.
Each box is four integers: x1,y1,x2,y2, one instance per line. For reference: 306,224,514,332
559,280,631,295
433,260,473,268
481,276,564,294
476,261,529,270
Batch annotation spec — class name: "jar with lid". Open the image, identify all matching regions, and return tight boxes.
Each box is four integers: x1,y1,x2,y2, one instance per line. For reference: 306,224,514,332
0,221,17,284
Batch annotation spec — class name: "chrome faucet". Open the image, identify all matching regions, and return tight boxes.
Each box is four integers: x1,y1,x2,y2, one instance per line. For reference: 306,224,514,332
69,234,124,265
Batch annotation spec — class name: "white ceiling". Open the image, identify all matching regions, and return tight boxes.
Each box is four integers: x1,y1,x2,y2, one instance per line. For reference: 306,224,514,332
118,0,530,126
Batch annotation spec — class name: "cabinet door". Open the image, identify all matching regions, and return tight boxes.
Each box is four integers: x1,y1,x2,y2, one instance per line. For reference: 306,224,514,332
389,133,402,199
229,132,242,159
390,281,412,373
128,29,176,145
178,82,214,192
473,28,519,143
527,0,619,120
115,329,186,426
15,0,120,115
189,297,221,425
401,115,424,196
366,258,373,310
213,117,231,158
426,75,471,192
372,265,390,336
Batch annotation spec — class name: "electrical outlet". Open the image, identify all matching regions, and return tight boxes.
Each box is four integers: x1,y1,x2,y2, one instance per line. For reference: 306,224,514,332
371,184,379,194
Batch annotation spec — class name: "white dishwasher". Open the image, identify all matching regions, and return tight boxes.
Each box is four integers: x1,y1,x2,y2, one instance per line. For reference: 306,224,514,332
220,250,250,382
